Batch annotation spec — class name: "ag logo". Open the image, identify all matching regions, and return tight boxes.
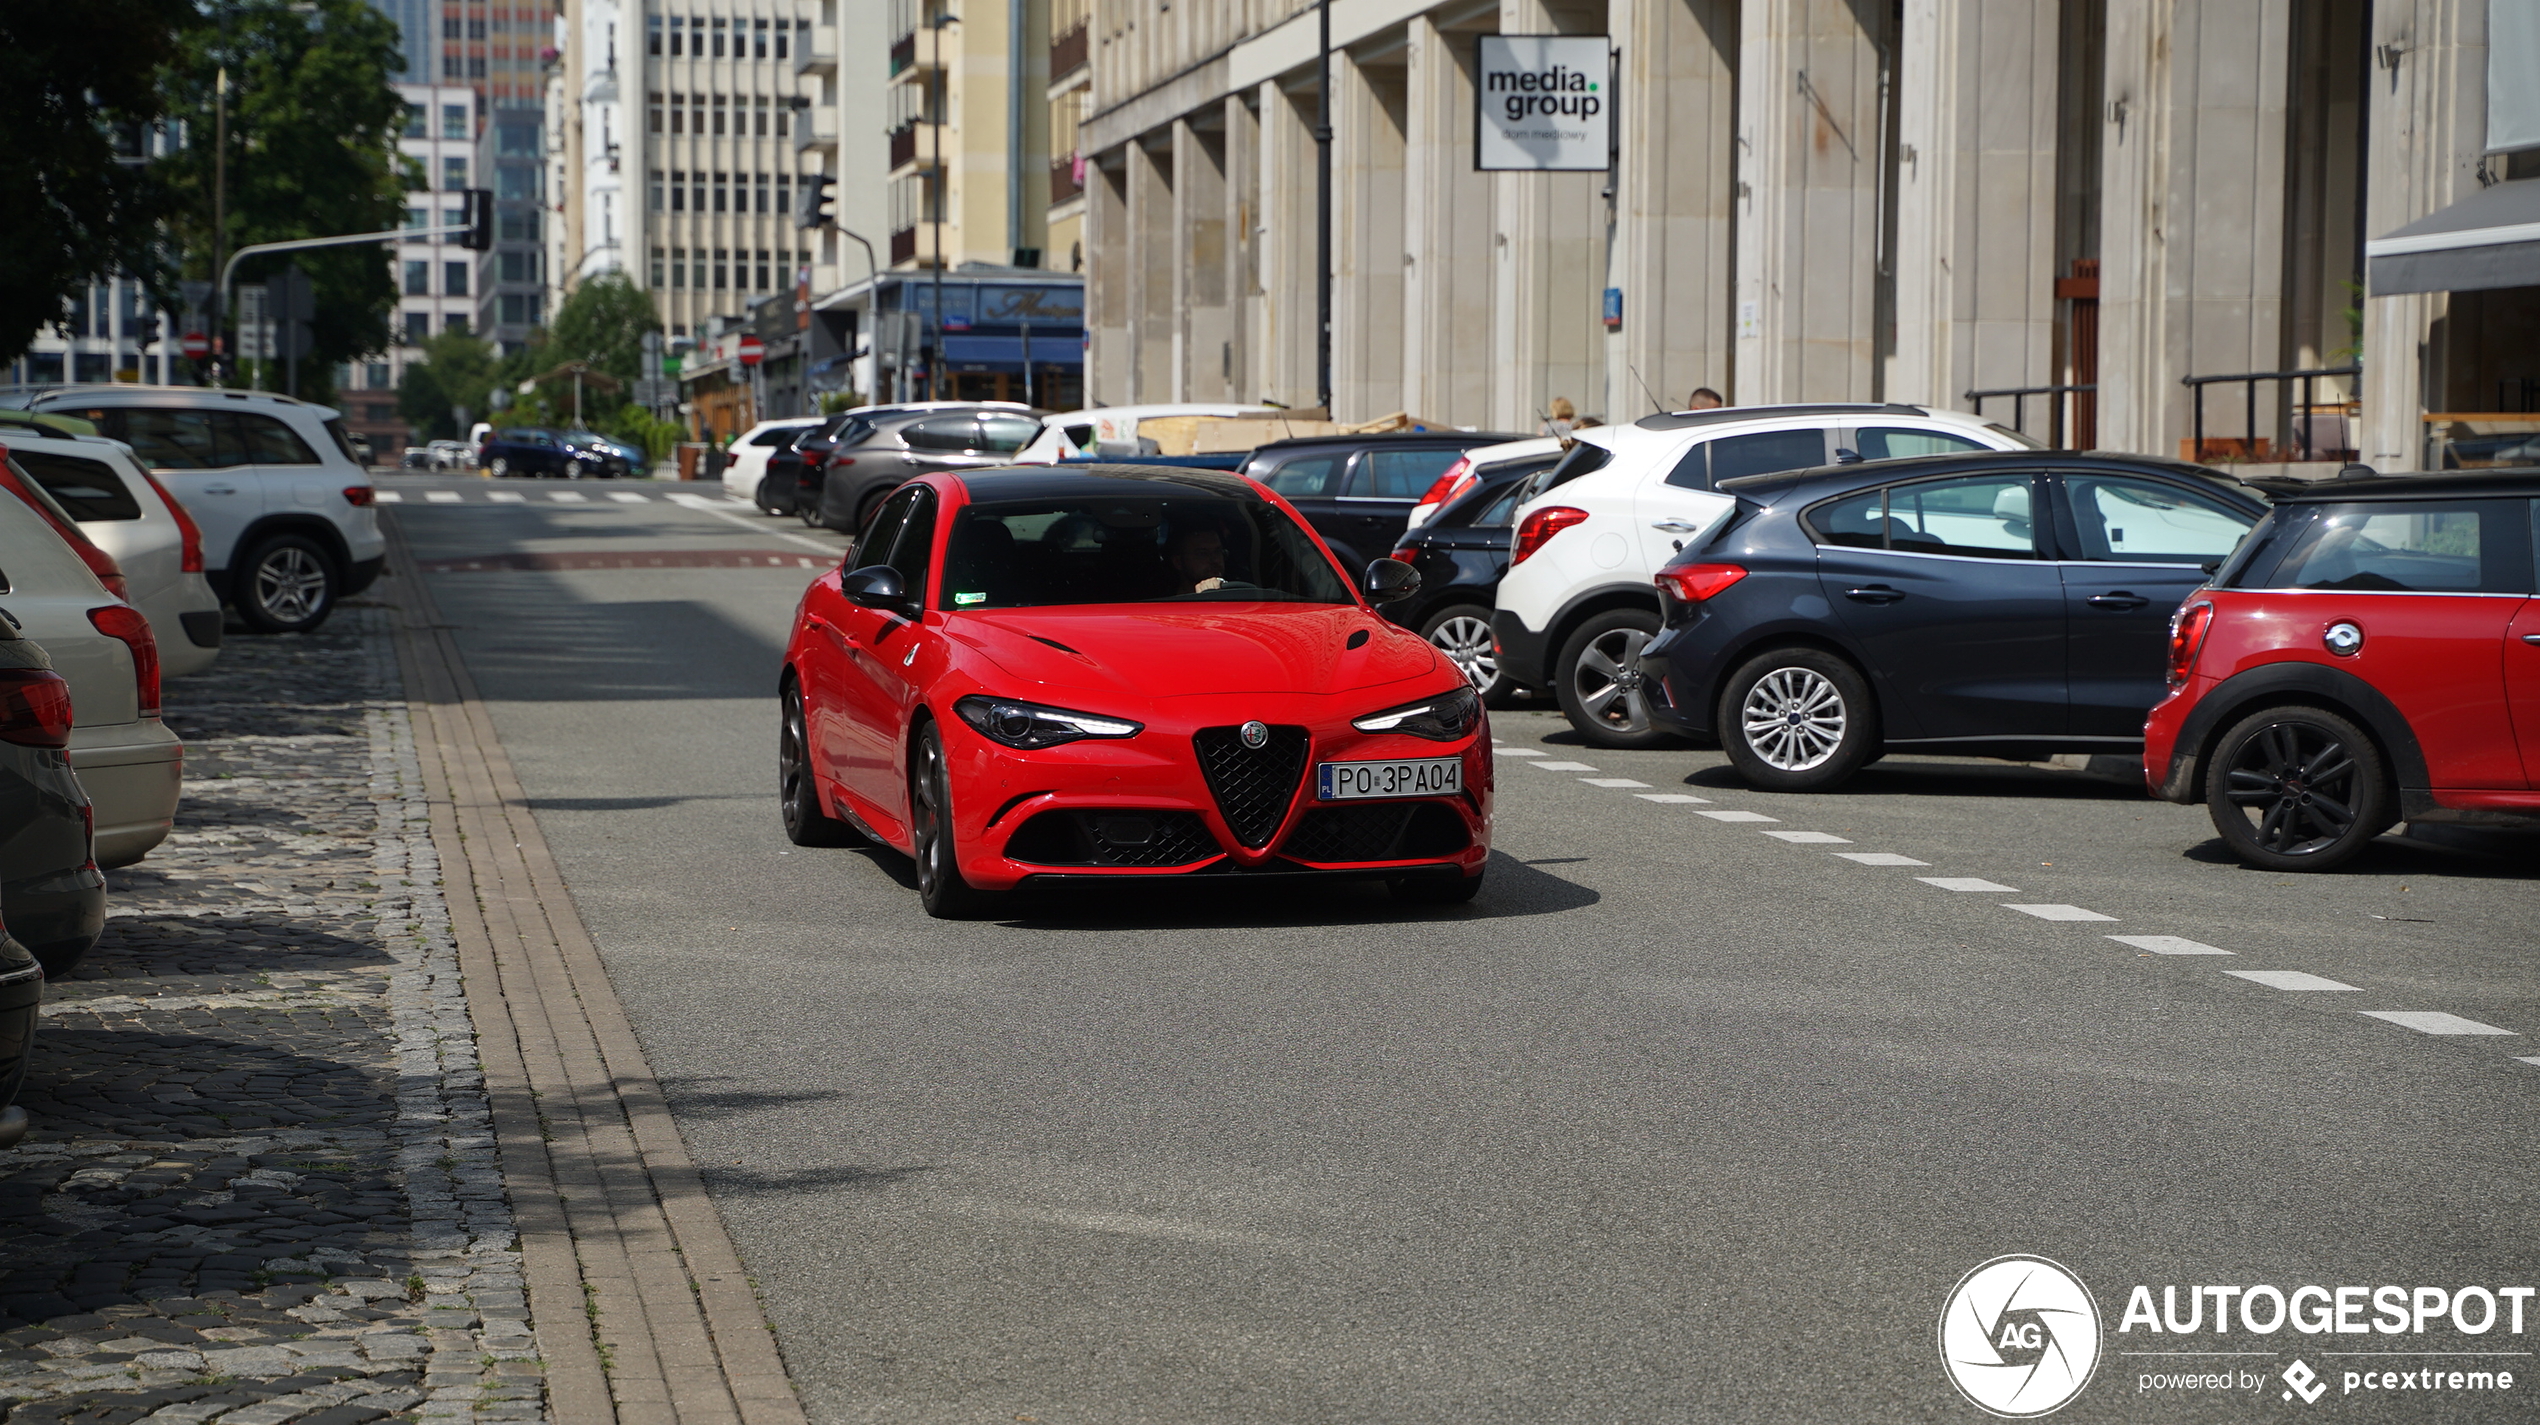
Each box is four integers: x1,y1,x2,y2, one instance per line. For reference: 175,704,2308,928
1939,1255,2102,1417
1239,719,1270,749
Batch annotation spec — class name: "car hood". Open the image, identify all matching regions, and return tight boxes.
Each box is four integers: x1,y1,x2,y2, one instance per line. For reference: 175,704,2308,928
948,604,1441,698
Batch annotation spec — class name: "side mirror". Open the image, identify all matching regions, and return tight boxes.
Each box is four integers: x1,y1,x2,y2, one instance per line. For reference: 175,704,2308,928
1833,447,1864,464
840,564,909,612
1363,557,1421,604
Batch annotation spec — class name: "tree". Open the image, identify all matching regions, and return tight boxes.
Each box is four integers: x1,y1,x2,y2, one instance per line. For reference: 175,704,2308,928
546,274,662,389
397,331,497,440
158,0,414,385
0,1,194,366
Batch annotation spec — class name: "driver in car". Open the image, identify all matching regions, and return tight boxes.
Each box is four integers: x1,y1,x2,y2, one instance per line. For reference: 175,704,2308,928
1167,524,1231,594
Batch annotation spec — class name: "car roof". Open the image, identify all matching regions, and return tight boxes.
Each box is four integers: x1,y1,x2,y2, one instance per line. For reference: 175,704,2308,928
1714,450,2271,505
1628,402,1956,433
950,464,1265,502
22,383,333,415
2252,466,2540,501
1249,430,1527,454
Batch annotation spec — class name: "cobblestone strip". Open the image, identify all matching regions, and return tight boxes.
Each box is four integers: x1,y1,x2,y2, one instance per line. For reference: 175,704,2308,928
0,611,547,1425
378,524,805,1425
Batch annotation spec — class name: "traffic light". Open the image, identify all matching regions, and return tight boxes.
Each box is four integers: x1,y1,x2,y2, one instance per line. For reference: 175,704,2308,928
461,189,496,251
796,173,834,231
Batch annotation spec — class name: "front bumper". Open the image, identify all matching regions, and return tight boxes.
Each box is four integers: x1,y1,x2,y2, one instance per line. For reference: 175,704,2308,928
70,718,184,868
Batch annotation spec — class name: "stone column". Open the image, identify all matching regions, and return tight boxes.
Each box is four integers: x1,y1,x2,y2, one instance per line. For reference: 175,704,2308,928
1609,0,1739,417
1174,115,1232,401
1888,0,2060,417
1733,0,1890,404
1085,148,1131,405
1402,12,1497,428
1127,133,1176,401
1224,93,1260,404
1335,45,1409,422
1255,79,1321,408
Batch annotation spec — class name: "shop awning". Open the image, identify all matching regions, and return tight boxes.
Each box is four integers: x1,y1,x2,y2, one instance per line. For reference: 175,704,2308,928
2366,178,2540,295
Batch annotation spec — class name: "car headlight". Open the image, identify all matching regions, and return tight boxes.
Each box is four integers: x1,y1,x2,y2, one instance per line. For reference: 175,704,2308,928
953,694,1143,750
1350,687,1481,741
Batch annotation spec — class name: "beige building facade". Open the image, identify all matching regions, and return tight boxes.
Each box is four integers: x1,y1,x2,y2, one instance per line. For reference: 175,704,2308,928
1079,0,2539,468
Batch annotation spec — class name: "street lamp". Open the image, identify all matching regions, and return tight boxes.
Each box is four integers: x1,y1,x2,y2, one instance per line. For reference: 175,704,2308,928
929,7,958,401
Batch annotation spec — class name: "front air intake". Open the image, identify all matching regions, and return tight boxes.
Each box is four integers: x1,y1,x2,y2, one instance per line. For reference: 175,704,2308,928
1192,725,1309,849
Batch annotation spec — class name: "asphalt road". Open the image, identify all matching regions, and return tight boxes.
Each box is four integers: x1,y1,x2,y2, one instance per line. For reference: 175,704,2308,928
383,473,2540,1423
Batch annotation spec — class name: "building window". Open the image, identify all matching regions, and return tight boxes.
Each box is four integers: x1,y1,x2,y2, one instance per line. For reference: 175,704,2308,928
465,16,485,39
404,104,426,138
405,311,431,345
501,293,532,324
711,16,727,57
712,172,727,213
443,55,461,78
775,102,789,138
446,313,468,335
498,165,537,201
405,206,427,230
713,249,728,289
671,248,686,288
668,15,682,55
650,96,664,132
755,250,770,289
775,18,789,60
444,204,465,232
776,172,791,216
649,14,662,54
668,92,682,134
752,171,767,213
499,123,537,157
443,15,460,39
500,251,531,283
499,210,540,242
443,103,468,139
711,94,726,135
670,169,685,211
750,95,766,136
651,247,666,286
754,17,768,58
650,169,665,210
404,260,430,296
445,261,469,297
367,361,391,388
692,93,706,132
692,171,706,210
467,55,485,78
444,156,467,190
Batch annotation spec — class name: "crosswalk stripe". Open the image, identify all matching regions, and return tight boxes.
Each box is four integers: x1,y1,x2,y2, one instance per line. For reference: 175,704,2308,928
425,491,463,503
607,491,650,503
551,491,588,502
373,490,404,502
488,491,525,502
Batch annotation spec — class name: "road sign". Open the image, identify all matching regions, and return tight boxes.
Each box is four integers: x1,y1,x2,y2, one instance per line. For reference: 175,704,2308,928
181,332,211,360
736,335,765,367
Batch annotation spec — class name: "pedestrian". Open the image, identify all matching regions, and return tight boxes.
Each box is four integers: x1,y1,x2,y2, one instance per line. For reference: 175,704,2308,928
1542,397,1577,438
1574,416,1603,430
1688,387,1725,410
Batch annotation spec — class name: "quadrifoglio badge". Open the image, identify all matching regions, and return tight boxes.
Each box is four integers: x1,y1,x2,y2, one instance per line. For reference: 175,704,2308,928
1942,1259,2533,1414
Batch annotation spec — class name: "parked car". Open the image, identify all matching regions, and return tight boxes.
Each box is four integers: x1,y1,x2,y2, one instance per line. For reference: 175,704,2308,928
1637,451,2267,790
346,431,376,467
559,429,644,478
0,882,43,1148
2146,467,2540,871
402,446,431,469
800,406,1047,532
759,404,1024,517
479,428,610,479
427,439,476,471
0,468,181,883
27,386,384,634
1381,440,1566,701
778,465,1489,916
1012,403,1290,463
724,417,825,504
1495,403,2042,748
1236,432,1531,577
1,419,222,677
0,609,98,1001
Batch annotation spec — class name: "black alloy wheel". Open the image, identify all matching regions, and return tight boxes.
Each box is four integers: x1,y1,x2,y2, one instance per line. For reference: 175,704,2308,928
1553,608,1677,749
1717,647,1881,792
2206,704,2390,872
1421,604,1519,707
234,533,339,634
911,723,998,918
779,681,859,847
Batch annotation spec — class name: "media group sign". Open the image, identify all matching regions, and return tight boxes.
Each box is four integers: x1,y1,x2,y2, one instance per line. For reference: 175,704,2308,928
1475,35,1613,171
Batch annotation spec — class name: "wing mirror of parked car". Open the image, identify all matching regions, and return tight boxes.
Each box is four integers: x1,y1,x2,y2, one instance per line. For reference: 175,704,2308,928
1834,448,1864,464
1362,558,1421,604
841,564,910,613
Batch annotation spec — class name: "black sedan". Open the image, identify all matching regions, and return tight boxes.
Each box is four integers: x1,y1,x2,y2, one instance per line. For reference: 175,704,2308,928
1636,452,2268,790
1381,447,1563,703
482,428,617,479
1240,432,1528,574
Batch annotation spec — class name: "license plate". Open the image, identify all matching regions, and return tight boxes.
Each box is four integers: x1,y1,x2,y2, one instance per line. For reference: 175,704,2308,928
1316,757,1463,801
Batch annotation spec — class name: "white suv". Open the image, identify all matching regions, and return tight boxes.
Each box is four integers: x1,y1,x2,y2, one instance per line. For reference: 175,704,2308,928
27,386,385,633
1493,404,2038,747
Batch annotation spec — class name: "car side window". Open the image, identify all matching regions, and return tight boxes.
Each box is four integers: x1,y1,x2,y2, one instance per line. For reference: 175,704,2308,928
227,413,321,465
887,489,936,606
1852,427,1990,460
1661,440,1711,490
1805,487,1890,549
976,415,1041,454
2268,500,2532,594
1468,482,1529,529
856,486,918,566
1258,454,1344,498
118,408,229,469
2060,475,2254,564
1813,476,2041,558
15,451,142,520
1707,429,1832,484
749,427,795,447
902,417,979,452
1354,448,1464,499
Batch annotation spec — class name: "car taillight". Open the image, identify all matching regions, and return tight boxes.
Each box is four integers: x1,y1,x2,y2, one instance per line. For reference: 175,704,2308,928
802,450,827,471
1512,506,1589,565
1388,546,1420,565
830,456,854,467
141,470,205,572
2166,601,2214,689
88,604,160,718
343,486,376,506
0,668,74,748
1655,564,1748,603
1413,460,1474,511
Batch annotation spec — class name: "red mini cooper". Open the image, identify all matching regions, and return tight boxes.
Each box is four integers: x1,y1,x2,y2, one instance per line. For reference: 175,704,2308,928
2145,470,2540,871
779,465,1493,916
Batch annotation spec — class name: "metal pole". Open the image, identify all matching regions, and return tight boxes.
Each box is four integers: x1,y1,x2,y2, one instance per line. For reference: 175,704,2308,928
1313,0,1332,414
211,62,229,387
837,226,878,401
2193,382,2206,458
930,11,949,401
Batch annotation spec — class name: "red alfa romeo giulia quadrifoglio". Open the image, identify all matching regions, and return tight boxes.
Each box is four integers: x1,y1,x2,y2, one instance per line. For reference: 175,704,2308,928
778,465,1494,917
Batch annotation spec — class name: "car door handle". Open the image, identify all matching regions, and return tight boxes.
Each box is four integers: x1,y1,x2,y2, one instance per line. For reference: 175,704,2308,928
2085,592,2151,610
1844,585,1905,604
203,485,238,495
2523,634,2540,646
1649,519,1704,533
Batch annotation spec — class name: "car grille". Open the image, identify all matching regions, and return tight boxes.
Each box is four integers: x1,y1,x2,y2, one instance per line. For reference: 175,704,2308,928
1193,725,1310,849
1282,801,1470,863
1004,809,1220,867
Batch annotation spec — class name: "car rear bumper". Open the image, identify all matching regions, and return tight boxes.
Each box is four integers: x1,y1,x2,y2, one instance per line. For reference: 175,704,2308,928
5,864,105,977
1488,609,1550,689
69,719,183,868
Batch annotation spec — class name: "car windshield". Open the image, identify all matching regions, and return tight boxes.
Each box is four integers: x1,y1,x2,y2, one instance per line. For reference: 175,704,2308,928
940,493,1355,610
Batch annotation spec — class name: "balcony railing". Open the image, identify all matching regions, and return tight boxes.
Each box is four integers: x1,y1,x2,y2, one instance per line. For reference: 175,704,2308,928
890,226,918,265
1050,21,1088,78
2181,365,2362,463
889,33,915,75
794,30,835,78
889,123,919,170
1964,384,2097,451
1049,154,1082,204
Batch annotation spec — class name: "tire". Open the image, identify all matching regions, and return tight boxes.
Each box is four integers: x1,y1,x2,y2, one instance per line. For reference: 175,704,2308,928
1388,869,1483,904
778,682,859,847
488,456,511,479
755,473,792,516
1421,604,1520,707
911,723,999,919
233,533,339,634
799,490,829,530
2204,704,2390,872
1553,608,1677,749
1716,647,1881,791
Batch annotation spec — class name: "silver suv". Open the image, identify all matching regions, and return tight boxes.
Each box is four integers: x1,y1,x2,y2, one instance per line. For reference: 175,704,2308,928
27,386,385,633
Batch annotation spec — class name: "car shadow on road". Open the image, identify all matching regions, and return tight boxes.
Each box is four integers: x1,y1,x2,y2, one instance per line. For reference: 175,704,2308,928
2182,827,2540,881
978,847,1598,931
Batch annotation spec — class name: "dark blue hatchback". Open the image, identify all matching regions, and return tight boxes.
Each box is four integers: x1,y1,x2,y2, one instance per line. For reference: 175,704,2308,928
1637,452,2268,790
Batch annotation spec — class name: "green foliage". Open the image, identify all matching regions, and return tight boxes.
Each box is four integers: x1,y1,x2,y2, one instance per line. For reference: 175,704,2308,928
0,1,195,366
601,404,683,463
547,274,662,389
159,0,412,372
396,331,497,440
816,390,869,415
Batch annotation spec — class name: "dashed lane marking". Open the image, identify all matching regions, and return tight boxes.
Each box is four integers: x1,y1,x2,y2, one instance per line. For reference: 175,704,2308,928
1580,778,1651,788
2360,1011,2519,1036
1493,747,1546,756
374,490,404,502
1531,761,1598,771
1762,831,1850,844
2518,1057,2540,1068
2002,904,2119,922
551,491,589,502
1694,810,1778,823
2109,935,2234,956
425,490,463,503
1918,877,2019,893
488,491,526,503
607,491,651,503
1634,793,1712,804
2226,970,2363,991
1834,852,1927,866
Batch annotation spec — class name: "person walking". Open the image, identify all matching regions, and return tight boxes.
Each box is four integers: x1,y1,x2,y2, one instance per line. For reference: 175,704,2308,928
1542,397,1578,438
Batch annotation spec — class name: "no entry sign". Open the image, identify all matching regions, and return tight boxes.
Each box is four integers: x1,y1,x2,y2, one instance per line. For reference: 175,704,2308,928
736,335,765,367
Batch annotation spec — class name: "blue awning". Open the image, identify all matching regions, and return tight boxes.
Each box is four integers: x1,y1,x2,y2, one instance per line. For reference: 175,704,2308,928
940,334,1083,370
